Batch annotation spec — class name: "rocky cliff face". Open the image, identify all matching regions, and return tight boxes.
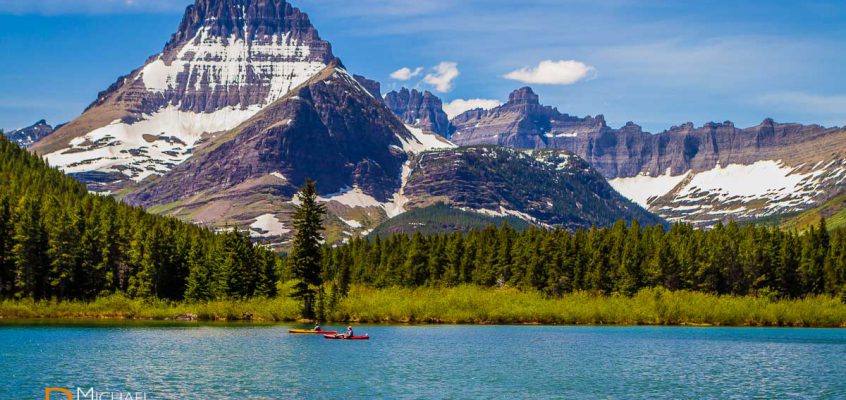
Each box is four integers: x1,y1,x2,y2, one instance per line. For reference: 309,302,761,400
451,87,846,226
124,63,456,245
5,120,54,148
33,0,335,192
127,63,414,208
451,87,605,149
385,88,452,138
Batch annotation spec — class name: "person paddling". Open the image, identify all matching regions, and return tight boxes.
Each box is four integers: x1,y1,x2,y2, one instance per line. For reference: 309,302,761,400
344,325,354,338
314,322,321,332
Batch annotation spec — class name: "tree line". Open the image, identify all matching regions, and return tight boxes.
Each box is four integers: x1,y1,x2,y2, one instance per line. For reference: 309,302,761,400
322,219,846,300
0,134,279,301
3,132,846,308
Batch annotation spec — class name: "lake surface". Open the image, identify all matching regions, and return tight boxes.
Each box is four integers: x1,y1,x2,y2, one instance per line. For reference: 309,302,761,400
1,322,844,399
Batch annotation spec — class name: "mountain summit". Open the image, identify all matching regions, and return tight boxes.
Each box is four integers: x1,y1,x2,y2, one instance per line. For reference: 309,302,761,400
5,120,55,148
385,88,452,138
33,0,335,191
451,87,606,149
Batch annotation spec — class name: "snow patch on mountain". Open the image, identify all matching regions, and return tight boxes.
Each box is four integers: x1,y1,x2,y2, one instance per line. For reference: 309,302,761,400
398,124,456,154
339,217,363,229
676,161,810,200
460,206,537,223
610,159,846,225
319,187,384,209
141,27,326,106
250,213,289,238
314,159,416,218
609,169,690,208
45,105,262,182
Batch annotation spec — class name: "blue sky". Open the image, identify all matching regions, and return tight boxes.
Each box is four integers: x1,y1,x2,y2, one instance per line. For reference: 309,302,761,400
1,0,845,133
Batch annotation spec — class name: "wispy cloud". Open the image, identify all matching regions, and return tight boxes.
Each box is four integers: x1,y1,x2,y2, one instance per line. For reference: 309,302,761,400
423,62,459,93
389,67,423,81
504,60,596,85
443,98,501,119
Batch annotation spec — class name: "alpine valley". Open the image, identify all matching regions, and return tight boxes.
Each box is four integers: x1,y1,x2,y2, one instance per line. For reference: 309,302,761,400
22,0,846,245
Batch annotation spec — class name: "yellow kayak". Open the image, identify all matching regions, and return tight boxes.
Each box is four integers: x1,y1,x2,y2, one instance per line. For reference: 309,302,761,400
288,329,338,334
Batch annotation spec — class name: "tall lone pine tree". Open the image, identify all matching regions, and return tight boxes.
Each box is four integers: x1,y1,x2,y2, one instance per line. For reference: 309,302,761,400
289,179,326,319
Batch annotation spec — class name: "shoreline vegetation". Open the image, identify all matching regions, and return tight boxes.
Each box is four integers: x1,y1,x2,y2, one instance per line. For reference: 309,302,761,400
1,286,845,328
4,134,846,329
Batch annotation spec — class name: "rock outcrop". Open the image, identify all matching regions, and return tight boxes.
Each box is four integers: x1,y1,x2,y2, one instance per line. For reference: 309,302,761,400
5,120,54,148
385,88,452,138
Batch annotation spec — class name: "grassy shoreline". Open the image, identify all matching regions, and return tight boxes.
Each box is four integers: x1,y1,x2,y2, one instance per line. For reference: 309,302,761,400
1,286,845,328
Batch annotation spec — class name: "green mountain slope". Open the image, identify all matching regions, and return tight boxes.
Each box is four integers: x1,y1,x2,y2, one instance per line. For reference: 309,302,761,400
369,203,531,237
403,147,666,230
778,193,846,231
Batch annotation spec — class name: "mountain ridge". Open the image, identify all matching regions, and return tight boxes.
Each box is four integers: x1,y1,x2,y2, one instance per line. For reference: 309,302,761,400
448,87,846,226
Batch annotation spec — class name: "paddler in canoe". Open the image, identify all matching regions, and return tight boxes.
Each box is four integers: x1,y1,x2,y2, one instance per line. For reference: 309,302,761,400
323,325,368,340
288,322,337,334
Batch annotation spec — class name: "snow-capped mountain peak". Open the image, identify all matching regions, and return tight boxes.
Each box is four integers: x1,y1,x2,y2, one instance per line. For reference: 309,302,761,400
33,0,335,192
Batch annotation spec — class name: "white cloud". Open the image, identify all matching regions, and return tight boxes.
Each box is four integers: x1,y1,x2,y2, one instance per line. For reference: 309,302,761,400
443,99,502,119
504,60,596,85
423,62,460,93
390,67,423,81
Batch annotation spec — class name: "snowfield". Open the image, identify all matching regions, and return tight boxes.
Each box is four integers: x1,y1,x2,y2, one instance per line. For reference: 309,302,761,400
609,159,846,224
609,169,689,208
250,214,290,238
141,28,326,104
45,105,263,182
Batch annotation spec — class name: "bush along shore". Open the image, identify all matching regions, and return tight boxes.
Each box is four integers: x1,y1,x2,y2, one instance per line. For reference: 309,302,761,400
1,286,845,327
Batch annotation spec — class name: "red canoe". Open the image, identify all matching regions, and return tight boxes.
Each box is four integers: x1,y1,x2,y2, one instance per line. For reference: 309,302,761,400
323,334,370,340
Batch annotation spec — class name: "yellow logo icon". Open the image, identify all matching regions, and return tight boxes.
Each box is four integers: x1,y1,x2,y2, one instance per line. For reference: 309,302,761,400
45,388,73,400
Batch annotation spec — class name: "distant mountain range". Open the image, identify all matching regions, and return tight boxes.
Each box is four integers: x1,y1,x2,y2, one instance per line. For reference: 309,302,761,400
23,0,845,240
445,86,846,227
26,0,659,246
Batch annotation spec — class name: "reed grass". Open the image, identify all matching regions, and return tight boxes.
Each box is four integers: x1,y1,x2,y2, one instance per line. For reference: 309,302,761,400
1,286,844,327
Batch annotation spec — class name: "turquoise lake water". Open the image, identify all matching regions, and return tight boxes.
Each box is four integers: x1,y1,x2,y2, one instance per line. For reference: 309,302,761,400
1,322,844,399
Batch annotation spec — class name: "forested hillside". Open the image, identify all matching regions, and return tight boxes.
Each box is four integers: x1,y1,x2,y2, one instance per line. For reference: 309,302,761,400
0,134,279,301
3,131,846,307
324,220,846,299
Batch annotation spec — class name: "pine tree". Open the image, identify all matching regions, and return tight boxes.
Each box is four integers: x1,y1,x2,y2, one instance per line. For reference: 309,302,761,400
289,179,326,319
403,232,429,286
46,204,80,299
256,248,280,298
185,238,212,301
0,194,14,299
11,196,49,299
